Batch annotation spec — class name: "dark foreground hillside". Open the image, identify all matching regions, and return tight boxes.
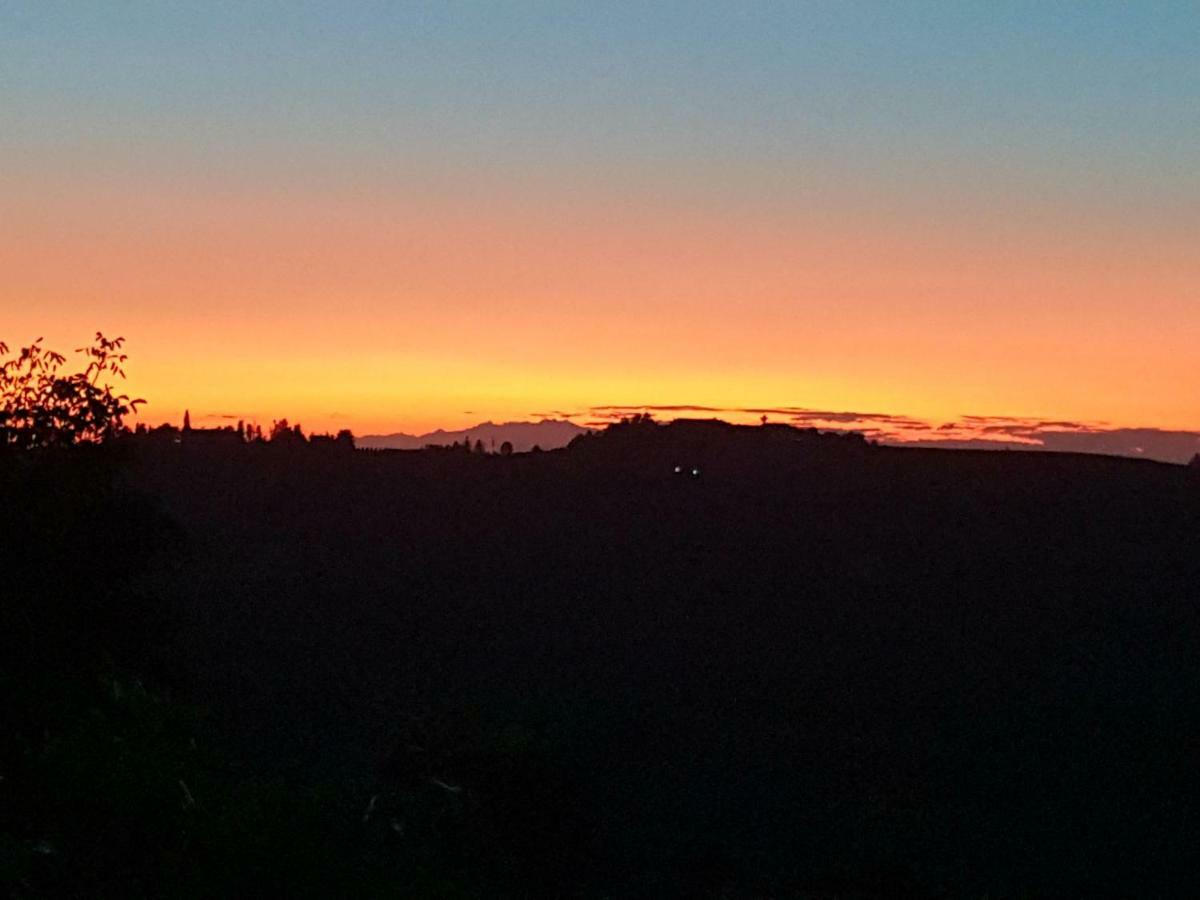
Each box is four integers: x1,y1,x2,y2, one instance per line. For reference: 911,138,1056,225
6,420,1200,896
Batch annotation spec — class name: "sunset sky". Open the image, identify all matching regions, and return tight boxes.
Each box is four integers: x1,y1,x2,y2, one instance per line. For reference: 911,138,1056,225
3,3,1197,440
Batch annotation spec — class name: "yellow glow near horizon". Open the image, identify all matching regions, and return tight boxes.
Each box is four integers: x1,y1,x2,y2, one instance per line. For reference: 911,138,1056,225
4,178,1197,437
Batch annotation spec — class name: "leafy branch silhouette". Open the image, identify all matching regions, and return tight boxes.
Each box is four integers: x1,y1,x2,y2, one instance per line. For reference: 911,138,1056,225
0,332,144,449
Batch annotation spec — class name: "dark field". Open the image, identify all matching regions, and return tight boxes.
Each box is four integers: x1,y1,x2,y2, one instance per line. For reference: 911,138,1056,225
6,420,1200,896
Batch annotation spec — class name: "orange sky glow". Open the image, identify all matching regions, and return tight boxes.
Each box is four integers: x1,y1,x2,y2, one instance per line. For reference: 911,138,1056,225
4,5,1198,445
5,175,1197,439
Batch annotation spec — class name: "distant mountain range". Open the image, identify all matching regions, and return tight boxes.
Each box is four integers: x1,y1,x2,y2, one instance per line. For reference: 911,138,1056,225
357,419,591,452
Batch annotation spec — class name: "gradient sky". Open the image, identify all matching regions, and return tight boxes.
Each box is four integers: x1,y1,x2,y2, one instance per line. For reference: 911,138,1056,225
3,2,1197,436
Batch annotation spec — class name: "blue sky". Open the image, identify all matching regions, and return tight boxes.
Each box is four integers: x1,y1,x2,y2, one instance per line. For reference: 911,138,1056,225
4,1,1196,202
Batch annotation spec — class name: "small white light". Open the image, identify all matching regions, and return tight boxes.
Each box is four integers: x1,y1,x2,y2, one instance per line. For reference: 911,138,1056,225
673,465,681,473
691,468,699,477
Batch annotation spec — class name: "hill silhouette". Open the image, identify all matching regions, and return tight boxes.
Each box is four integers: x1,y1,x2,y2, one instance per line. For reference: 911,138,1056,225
7,415,1200,896
360,411,1200,464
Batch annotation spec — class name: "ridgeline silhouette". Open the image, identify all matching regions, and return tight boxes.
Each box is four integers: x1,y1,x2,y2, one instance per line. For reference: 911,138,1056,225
4,334,1200,897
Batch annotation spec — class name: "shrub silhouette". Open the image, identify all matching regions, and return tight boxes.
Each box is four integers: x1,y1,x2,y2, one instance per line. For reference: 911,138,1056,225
0,333,143,449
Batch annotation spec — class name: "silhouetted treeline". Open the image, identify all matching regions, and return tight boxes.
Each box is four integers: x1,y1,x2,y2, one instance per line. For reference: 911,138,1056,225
130,412,356,453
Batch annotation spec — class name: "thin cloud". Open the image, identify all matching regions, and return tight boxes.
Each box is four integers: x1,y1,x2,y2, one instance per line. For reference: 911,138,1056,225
961,414,1026,424
591,404,727,413
789,410,886,424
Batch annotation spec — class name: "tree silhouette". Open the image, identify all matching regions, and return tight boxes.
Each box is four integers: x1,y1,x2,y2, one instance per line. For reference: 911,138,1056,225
500,440,513,456
618,412,656,429
0,333,143,449
269,419,306,443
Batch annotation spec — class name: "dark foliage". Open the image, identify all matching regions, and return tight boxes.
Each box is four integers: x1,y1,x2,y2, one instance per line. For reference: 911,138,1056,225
0,334,143,449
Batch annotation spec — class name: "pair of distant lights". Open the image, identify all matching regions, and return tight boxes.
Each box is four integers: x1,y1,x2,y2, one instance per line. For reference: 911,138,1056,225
673,465,701,477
